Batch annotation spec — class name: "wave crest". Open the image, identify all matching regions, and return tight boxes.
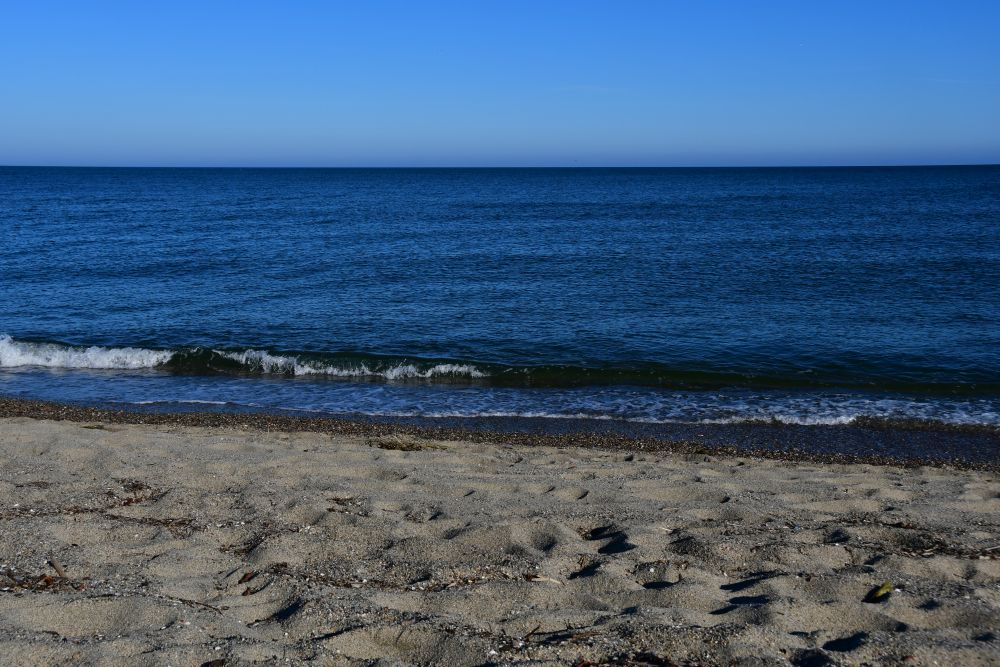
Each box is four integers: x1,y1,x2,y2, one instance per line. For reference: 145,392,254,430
0,335,172,369
213,349,486,379
3,334,998,395
0,335,488,381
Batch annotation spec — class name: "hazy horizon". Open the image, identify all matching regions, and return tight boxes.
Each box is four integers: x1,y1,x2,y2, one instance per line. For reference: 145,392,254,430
3,163,999,169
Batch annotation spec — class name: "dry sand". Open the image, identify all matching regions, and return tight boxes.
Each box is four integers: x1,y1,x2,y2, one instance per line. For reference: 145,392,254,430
0,417,997,666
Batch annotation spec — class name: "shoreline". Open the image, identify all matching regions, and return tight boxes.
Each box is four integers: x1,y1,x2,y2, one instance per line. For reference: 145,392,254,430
0,396,997,471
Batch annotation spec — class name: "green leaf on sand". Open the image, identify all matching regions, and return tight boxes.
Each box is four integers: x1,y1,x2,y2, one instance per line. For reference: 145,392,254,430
864,581,893,603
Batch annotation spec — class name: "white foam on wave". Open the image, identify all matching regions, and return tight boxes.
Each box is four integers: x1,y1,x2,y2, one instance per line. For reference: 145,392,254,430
356,411,864,425
691,415,860,426
0,336,488,380
381,363,487,380
0,335,172,370
217,349,487,379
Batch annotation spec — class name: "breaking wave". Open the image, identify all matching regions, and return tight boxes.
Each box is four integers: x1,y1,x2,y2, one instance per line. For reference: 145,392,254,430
0,335,487,381
0,335,172,369
3,335,1000,428
2,335,999,395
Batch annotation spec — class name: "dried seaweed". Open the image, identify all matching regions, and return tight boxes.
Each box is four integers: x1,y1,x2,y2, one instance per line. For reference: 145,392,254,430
0,568,87,593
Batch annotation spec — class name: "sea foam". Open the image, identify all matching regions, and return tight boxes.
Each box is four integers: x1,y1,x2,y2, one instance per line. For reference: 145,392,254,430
216,348,487,379
0,335,171,369
0,335,488,380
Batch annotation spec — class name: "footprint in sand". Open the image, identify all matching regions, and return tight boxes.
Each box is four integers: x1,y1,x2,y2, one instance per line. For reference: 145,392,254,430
568,560,602,579
720,570,784,592
822,631,868,652
582,525,637,555
709,594,772,615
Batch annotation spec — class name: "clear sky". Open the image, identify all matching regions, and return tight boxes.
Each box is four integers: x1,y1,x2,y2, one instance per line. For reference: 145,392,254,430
2,1,998,167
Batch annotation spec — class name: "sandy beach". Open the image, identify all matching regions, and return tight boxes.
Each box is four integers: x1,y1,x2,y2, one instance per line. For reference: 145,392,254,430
1,414,998,666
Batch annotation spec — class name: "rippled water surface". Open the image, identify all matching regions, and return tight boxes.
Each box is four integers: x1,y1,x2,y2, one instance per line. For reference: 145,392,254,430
2,166,998,426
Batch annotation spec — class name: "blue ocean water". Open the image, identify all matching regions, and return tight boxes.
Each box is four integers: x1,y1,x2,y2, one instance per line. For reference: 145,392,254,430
2,166,999,426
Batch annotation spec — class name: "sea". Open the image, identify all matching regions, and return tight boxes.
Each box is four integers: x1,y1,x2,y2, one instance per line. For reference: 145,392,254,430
2,166,999,448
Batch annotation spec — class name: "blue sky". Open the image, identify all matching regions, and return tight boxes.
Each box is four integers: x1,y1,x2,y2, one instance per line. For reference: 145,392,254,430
2,1,998,166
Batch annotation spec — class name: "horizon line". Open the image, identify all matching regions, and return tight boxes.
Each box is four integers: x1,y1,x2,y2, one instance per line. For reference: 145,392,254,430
2,162,999,170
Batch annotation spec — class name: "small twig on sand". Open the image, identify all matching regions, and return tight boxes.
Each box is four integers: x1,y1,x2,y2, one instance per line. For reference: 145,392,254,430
47,556,67,579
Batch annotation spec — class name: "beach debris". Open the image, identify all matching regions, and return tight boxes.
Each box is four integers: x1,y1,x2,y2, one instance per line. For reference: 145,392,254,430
524,573,563,585
224,523,285,556
1,567,86,593
114,478,167,506
366,435,443,451
47,555,67,579
103,512,195,538
864,581,894,603
237,570,257,584
242,582,268,596
16,479,52,489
